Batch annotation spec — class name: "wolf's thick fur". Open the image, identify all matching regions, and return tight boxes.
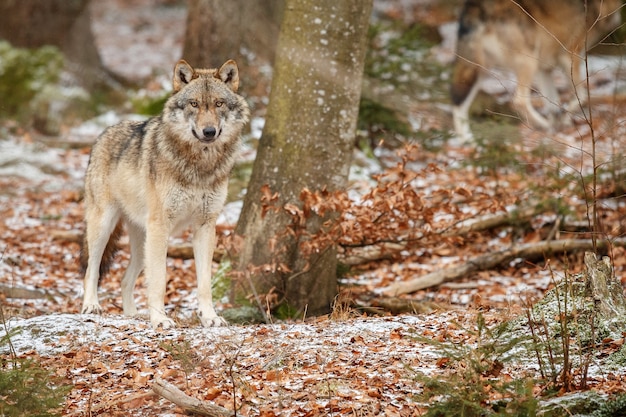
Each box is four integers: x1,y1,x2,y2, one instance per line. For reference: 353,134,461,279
451,0,621,141
81,60,249,329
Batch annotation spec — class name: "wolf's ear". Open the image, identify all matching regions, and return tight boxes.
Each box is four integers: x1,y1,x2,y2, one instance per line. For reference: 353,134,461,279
216,60,240,92
173,60,196,92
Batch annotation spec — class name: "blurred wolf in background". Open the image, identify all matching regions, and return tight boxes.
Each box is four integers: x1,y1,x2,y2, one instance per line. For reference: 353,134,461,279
450,0,622,141
80,59,249,329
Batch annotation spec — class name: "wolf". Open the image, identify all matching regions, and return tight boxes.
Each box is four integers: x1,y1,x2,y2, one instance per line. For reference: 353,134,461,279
450,0,621,141
80,59,250,329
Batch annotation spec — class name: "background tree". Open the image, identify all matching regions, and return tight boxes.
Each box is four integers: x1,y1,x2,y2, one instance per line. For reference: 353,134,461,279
182,0,284,74
234,0,374,318
0,0,110,90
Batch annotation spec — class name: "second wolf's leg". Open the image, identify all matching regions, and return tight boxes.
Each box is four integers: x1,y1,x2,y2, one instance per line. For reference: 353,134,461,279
452,78,481,142
144,215,175,329
512,62,552,131
81,206,120,314
193,216,227,327
535,69,560,113
121,222,145,317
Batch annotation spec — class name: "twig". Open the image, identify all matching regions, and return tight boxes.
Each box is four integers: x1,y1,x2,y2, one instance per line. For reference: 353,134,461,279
152,378,235,417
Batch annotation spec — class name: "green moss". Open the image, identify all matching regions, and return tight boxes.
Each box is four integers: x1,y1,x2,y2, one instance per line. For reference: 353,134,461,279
361,21,447,140
358,97,411,140
365,22,444,96
608,343,626,367
131,92,169,116
212,258,232,302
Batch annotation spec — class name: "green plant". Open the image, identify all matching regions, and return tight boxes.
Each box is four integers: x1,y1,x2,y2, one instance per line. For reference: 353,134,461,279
0,309,70,416
413,314,538,416
159,338,201,384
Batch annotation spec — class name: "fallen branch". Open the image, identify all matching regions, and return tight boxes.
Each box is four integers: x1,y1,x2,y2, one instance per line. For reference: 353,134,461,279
441,203,543,237
0,284,48,300
152,378,235,417
340,203,546,265
381,238,626,296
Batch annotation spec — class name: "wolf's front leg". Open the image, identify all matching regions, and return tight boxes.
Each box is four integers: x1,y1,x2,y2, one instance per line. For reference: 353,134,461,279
145,218,175,329
81,207,120,315
193,218,227,327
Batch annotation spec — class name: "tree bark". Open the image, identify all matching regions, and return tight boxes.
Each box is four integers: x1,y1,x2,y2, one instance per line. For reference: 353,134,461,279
584,252,626,326
182,0,283,72
234,0,373,317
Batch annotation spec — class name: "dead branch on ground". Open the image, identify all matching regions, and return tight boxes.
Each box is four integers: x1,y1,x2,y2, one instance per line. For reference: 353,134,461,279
381,238,626,296
152,378,235,417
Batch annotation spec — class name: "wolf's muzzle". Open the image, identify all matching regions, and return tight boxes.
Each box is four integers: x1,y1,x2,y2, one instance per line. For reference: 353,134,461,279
203,126,217,139
193,126,219,143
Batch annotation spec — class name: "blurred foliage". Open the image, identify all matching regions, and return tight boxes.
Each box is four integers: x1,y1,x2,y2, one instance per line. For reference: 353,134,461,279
0,41,64,121
358,97,410,140
131,92,169,116
359,21,447,145
364,22,445,96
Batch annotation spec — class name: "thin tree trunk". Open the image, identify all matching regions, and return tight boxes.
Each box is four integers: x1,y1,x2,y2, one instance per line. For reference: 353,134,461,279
234,0,373,317
182,0,283,69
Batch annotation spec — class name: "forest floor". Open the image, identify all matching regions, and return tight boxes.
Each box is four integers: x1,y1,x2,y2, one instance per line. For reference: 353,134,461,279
2,0,626,416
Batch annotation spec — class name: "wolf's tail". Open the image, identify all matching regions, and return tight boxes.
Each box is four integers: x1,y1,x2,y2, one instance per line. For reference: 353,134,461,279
450,0,483,106
450,59,479,106
80,221,123,281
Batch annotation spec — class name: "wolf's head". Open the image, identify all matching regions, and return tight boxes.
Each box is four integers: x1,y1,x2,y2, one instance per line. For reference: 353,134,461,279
165,60,249,145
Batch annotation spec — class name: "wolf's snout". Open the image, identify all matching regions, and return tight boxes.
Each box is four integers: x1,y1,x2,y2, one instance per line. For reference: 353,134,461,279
203,127,217,139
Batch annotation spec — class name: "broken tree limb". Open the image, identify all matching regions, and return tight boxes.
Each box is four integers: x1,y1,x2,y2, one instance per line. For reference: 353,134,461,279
441,203,544,237
339,203,547,265
152,378,235,417
585,252,626,325
0,284,49,300
380,238,626,296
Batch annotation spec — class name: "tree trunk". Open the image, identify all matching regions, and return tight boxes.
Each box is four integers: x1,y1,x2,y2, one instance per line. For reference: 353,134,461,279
182,0,283,71
234,0,373,318
0,0,108,90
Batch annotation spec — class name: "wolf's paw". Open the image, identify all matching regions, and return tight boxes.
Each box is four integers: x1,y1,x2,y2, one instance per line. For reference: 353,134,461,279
150,315,176,330
81,304,103,315
200,313,227,327
122,306,139,317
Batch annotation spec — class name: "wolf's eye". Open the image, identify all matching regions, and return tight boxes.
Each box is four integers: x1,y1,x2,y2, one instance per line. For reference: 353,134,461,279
189,100,199,108
215,100,224,108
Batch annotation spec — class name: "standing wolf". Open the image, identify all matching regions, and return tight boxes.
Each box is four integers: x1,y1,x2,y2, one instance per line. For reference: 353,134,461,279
451,0,621,141
81,60,249,329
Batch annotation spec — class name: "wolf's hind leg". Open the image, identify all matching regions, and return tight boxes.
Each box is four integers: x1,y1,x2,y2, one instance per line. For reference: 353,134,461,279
121,222,145,317
81,207,120,315
452,78,480,142
512,62,552,131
